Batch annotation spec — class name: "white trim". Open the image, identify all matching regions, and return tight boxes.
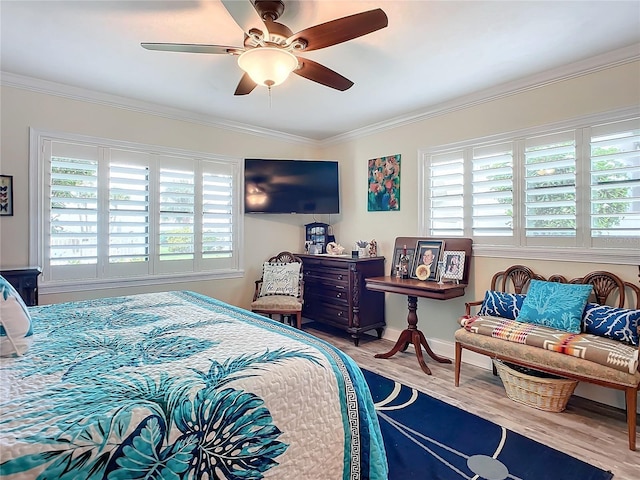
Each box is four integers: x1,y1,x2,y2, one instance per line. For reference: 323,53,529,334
418,109,640,265
39,270,244,295
3,72,317,147
472,244,640,265
3,45,638,144
29,128,245,290
324,45,640,145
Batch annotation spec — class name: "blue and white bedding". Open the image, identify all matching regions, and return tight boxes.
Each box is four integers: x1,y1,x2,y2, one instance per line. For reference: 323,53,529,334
0,291,387,479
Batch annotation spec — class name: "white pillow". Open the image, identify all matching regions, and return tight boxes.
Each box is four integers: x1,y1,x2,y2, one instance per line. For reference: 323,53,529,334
0,275,33,357
259,262,301,298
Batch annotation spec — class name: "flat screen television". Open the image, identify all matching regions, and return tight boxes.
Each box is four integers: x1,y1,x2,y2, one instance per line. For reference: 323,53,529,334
244,159,340,214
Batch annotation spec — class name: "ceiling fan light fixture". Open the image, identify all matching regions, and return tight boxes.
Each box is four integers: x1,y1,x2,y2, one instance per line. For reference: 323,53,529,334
238,47,298,87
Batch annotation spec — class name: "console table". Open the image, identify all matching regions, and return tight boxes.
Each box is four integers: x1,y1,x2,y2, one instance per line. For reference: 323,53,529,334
366,237,472,374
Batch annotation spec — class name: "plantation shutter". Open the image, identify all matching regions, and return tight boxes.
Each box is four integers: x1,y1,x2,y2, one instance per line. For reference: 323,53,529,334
589,118,640,245
106,149,151,277
524,131,577,245
427,150,465,236
202,160,234,259
48,141,100,281
472,142,514,241
157,157,196,273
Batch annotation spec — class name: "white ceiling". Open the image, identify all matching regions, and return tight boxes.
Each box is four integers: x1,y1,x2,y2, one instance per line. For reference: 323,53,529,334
2,0,639,141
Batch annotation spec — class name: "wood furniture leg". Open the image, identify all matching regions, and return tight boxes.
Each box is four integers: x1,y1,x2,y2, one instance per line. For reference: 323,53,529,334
375,295,451,375
626,387,637,451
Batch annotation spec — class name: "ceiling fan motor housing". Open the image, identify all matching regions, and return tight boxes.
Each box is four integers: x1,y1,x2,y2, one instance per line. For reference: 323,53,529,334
254,1,285,22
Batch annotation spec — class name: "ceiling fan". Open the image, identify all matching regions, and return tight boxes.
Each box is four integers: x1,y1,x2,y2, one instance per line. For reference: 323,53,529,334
141,0,388,95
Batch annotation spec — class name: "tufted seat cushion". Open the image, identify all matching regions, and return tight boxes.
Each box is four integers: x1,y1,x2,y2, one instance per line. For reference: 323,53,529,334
251,295,302,312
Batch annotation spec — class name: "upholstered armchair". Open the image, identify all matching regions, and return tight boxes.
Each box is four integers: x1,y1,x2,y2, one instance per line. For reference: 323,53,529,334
251,251,304,329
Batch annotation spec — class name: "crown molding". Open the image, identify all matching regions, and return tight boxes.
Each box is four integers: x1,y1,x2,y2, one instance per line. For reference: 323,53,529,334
2,44,638,146
0,71,319,147
322,44,640,145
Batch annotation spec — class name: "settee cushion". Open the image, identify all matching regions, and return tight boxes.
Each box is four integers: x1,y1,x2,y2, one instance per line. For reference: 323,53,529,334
583,303,640,347
455,327,640,388
517,280,592,333
460,315,639,374
478,291,526,320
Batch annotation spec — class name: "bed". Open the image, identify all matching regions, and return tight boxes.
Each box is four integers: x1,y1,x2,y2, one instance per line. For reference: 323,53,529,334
0,290,388,479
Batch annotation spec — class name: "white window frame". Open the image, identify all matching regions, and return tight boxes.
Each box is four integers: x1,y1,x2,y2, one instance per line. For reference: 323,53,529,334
418,108,640,265
29,128,244,294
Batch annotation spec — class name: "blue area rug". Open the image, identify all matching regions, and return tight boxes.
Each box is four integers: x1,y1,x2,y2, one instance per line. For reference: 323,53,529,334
362,369,613,480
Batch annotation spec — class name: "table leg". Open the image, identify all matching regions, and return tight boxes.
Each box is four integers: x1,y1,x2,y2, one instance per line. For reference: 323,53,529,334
374,294,451,374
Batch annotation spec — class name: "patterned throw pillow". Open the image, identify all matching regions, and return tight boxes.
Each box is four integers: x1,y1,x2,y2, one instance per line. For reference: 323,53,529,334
478,290,526,320
0,275,34,357
517,280,593,333
583,303,640,346
259,262,301,298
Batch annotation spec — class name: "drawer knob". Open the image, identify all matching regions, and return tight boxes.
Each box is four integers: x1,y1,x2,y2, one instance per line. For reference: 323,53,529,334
337,274,343,280
337,311,343,317
336,292,342,298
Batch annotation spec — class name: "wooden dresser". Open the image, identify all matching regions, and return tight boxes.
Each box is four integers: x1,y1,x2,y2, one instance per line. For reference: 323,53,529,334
0,267,41,306
298,254,385,346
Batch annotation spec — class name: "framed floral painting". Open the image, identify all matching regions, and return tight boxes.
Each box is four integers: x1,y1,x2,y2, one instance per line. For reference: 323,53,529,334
368,154,400,211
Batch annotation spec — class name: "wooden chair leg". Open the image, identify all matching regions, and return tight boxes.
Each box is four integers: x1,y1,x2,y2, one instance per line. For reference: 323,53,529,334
295,312,302,329
454,341,462,387
626,387,637,451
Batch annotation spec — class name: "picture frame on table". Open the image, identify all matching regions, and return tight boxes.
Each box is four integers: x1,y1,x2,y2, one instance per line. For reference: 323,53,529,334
442,250,465,281
391,244,416,276
410,240,444,281
0,175,14,216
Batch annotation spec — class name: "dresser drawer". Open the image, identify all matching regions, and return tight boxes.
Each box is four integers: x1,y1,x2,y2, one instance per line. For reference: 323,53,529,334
304,287,349,308
303,301,350,327
304,266,349,285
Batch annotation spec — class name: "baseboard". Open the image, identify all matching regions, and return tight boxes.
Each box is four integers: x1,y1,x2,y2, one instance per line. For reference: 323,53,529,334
381,326,640,414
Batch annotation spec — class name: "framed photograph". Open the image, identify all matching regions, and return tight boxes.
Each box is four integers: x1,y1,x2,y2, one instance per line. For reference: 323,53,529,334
442,250,465,281
0,175,13,216
410,240,444,281
391,244,416,276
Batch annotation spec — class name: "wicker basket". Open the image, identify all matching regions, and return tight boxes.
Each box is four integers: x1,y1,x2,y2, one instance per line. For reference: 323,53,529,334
493,360,578,412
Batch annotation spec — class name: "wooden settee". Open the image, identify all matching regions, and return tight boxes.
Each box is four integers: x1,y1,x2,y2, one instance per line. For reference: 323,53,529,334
454,265,640,450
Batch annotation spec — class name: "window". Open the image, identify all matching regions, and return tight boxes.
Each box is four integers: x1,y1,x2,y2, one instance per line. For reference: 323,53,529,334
420,112,640,263
30,129,243,292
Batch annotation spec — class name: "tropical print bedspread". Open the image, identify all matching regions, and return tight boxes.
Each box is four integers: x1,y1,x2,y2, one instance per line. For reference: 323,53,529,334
0,291,387,479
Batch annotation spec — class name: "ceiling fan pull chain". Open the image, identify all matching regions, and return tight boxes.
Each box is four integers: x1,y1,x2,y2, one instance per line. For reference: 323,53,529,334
268,85,272,108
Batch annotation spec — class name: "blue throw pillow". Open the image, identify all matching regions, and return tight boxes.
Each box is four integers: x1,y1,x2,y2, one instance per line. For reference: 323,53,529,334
517,280,593,333
478,290,526,320
583,303,640,346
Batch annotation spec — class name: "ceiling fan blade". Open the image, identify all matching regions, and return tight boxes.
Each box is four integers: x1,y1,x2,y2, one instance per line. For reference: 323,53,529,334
234,72,258,95
141,43,242,55
288,8,388,52
221,0,268,36
294,57,353,91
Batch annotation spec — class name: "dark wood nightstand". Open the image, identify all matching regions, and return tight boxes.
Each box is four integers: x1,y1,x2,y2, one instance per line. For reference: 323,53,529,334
0,267,41,306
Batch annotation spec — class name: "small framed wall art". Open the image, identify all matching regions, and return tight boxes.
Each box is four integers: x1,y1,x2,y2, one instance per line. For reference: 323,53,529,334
442,250,465,281
0,175,13,216
410,240,444,281
367,154,400,211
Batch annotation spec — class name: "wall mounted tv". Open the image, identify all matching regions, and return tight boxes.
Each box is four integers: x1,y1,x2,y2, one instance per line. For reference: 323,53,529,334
244,159,340,214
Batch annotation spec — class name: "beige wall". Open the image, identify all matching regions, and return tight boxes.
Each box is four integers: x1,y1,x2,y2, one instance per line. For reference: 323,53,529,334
1,60,639,338
0,85,324,307
319,61,640,342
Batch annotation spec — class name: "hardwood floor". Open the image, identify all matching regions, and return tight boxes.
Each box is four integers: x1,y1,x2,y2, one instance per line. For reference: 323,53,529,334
304,323,639,479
